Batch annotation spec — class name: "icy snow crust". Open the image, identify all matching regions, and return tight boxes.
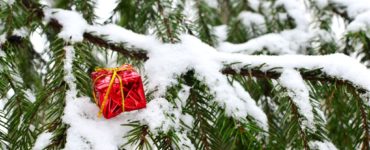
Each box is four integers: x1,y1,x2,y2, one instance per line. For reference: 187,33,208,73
43,7,370,150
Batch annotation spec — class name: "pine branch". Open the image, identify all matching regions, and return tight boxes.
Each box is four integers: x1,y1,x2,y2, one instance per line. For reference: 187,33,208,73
195,0,218,46
348,86,370,149
3,4,367,97
42,19,367,96
221,68,367,93
155,0,176,43
291,104,309,150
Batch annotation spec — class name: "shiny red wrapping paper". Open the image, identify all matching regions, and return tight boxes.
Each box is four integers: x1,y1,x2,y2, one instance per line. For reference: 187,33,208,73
91,64,146,119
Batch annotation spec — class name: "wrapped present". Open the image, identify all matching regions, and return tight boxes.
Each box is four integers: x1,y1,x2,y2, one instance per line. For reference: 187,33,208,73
91,64,146,119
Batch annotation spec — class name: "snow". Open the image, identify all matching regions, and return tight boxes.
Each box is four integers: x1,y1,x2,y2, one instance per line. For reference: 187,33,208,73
204,0,218,9
63,97,132,149
218,31,296,54
176,132,195,150
33,132,53,150
61,44,132,149
183,0,197,23
175,85,191,108
218,0,314,54
1,0,14,5
63,96,196,149
248,0,260,11
63,46,77,96
238,11,266,31
94,0,117,24
221,53,370,92
30,28,48,53
43,8,88,42
218,29,317,54
309,140,337,150
0,99,5,110
275,0,309,30
278,69,314,130
63,97,124,149
360,92,370,107
139,98,177,133
330,0,370,36
213,25,227,43
347,11,370,34
331,0,370,18
232,82,268,129
44,7,370,149
60,42,194,149
46,8,268,130
24,89,36,103
144,34,268,128
0,34,6,44
313,0,328,9
87,24,161,51
12,27,28,37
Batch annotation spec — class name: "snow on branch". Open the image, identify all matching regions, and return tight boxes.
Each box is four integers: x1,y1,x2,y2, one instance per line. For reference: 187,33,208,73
220,53,370,92
309,140,338,150
278,69,314,130
217,0,316,54
44,8,268,129
331,0,370,35
43,8,370,117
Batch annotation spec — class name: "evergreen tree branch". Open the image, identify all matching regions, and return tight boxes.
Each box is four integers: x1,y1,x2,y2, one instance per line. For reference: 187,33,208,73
17,1,365,95
221,68,367,93
155,0,176,43
1,16,366,96
348,85,370,149
40,19,367,95
291,103,309,150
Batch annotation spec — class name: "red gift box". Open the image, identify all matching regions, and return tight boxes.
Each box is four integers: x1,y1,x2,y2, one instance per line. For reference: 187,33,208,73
91,64,146,119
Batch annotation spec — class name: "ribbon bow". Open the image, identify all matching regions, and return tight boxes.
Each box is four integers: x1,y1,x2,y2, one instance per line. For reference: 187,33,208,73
92,65,133,117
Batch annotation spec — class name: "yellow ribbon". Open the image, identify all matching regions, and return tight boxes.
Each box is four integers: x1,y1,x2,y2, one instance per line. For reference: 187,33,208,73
92,65,133,117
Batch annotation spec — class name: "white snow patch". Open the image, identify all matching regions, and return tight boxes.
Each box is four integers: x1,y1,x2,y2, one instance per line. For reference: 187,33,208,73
33,132,53,150
248,0,260,11
275,0,310,30
63,97,135,150
313,0,328,9
1,0,15,5
87,24,161,52
204,0,218,8
219,0,317,54
12,27,28,37
0,34,6,44
183,0,197,23
24,89,36,103
309,140,338,150
63,46,77,98
139,98,177,134
44,8,88,42
331,0,370,36
238,11,266,31
218,29,313,54
94,0,117,24
175,132,195,150
347,11,370,34
213,25,228,43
